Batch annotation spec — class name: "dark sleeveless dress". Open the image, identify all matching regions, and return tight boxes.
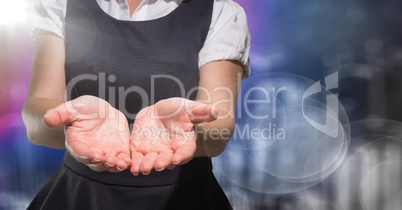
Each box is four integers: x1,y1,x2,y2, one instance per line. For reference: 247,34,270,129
28,0,233,209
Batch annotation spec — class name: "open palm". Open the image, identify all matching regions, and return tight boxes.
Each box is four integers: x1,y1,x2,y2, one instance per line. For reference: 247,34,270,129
130,97,217,175
43,95,131,172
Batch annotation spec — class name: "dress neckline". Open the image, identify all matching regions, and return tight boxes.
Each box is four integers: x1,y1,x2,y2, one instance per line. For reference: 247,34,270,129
93,0,186,23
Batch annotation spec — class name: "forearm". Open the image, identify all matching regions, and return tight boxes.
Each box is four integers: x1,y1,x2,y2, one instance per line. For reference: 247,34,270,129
22,97,66,149
23,31,67,149
193,61,243,157
194,117,235,158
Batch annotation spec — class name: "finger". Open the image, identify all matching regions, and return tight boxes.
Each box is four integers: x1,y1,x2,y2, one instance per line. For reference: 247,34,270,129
130,151,144,175
66,142,102,164
86,151,103,164
153,152,173,171
188,103,217,124
107,168,124,173
139,143,171,154
166,164,177,170
140,152,158,175
115,159,128,171
115,153,131,171
86,163,107,172
103,155,117,167
87,163,121,173
171,146,195,165
116,152,131,167
43,103,76,127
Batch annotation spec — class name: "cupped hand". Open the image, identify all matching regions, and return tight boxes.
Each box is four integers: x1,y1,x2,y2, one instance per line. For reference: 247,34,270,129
130,97,217,175
43,95,131,172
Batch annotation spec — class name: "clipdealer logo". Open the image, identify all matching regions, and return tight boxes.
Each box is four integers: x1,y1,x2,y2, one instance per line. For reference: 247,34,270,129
302,72,339,138
64,71,340,140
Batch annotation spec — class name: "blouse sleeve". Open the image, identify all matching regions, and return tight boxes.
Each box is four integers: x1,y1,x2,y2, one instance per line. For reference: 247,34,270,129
27,0,67,39
198,0,251,78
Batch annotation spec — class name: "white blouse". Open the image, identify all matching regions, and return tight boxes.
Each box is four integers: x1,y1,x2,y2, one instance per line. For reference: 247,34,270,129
27,0,251,76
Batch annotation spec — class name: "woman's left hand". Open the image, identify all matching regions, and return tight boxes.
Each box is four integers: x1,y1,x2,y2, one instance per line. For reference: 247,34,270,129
129,97,217,175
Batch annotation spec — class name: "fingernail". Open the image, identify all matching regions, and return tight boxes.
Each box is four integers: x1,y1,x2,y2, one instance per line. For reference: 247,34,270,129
142,171,150,175
105,162,114,167
117,166,124,171
155,168,164,172
210,105,218,117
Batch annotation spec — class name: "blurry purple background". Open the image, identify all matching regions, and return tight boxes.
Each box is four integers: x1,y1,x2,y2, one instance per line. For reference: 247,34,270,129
0,17,65,208
2,0,402,209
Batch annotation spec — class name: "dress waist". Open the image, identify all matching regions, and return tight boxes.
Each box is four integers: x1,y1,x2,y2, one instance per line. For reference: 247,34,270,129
63,152,212,187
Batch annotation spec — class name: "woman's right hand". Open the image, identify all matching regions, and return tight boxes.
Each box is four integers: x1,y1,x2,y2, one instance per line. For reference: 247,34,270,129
43,95,131,172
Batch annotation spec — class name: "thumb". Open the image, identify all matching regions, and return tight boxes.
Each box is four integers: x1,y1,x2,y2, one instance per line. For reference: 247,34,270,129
188,103,217,124
43,103,76,127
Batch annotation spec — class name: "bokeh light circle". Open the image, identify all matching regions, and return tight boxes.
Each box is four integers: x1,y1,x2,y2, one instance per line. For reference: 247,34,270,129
330,119,402,210
360,159,402,210
214,72,351,194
